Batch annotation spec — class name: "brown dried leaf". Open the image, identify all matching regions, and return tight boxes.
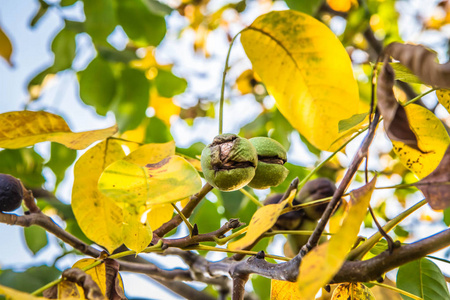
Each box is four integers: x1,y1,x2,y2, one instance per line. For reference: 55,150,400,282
376,58,419,149
62,268,106,300
104,259,127,300
384,43,450,89
415,144,450,210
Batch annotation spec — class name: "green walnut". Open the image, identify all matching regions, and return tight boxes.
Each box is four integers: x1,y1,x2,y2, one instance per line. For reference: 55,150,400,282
247,137,289,189
299,178,336,220
0,174,24,212
201,133,257,191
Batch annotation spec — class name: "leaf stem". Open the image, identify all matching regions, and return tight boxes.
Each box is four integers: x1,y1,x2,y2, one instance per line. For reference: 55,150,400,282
171,203,194,234
403,88,436,106
347,199,427,260
215,226,248,245
190,244,290,261
263,230,333,237
369,281,424,300
239,188,263,207
219,32,241,135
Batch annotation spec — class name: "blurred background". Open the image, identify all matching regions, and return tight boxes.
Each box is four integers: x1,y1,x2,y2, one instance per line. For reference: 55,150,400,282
1,0,450,299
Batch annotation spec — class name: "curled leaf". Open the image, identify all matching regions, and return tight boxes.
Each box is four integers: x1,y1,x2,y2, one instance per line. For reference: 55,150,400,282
61,268,106,300
384,43,450,89
392,104,450,179
415,145,450,210
376,58,419,149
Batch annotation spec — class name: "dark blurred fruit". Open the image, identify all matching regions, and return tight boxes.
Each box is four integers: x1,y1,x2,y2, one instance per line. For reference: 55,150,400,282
0,174,24,212
264,193,305,230
248,137,289,189
201,133,257,191
298,178,336,220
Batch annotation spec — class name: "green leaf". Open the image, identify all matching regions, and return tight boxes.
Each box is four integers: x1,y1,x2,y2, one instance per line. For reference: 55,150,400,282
284,0,323,15
60,0,78,6
97,45,138,63
144,0,173,16
24,226,48,255
241,10,360,151
252,275,271,300
190,199,221,234
444,207,450,226
114,67,150,132
116,0,167,47
391,63,424,85
79,56,117,116
84,0,117,45
338,112,368,133
397,258,450,300
45,142,77,189
155,69,187,98
271,163,308,194
30,0,49,27
218,189,245,219
0,148,45,187
144,117,173,143
0,266,60,293
51,27,76,71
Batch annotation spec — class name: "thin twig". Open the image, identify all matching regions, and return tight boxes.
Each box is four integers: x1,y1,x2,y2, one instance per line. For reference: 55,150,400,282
300,111,381,256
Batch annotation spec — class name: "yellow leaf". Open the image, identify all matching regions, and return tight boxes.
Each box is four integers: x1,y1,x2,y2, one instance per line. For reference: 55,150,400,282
392,104,450,178
72,259,107,296
271,280,302,300
331,282,375,300
327,0,356,13
0,284,46,300
437,89,450,114
235,69,258,95
72,140,125,253
228,190,296,250
298,178,376,299
123,204,153,253
0,25,13,66
241,10,359,151
71,258,124,298
150,89,181,125
57,280,82,299
0,111,118,150
146,203,174,230
124,141,175,165
99,155,202,207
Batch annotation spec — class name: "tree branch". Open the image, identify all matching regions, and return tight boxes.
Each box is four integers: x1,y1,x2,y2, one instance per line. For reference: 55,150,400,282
153,183,213,239
0,211,101,258
161,218,244,249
